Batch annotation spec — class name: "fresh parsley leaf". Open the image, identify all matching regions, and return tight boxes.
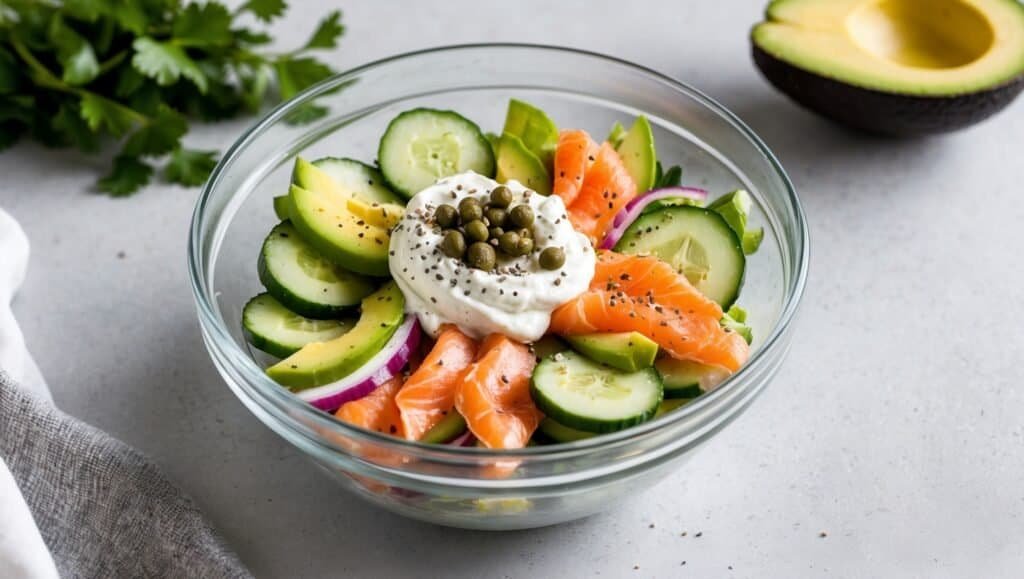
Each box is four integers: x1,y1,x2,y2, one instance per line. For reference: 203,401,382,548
62,0,109,23
98,155,153,196
172,2,232,47
239,0,286,23
132,37,208,93
0,48,19,94
53,103,100,152
303,10,343,51
234,28,272,45
79,93,137,135
163,147,216,186
655,164,683,189
48,16,100,86
122,105,187,157
110,0,148,35
274,56,333,100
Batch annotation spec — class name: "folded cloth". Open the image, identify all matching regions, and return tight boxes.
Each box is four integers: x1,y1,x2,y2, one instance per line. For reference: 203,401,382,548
0,208,250,578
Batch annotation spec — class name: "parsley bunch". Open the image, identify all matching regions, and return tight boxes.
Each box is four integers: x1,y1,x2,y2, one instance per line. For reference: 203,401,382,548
0,0,343,196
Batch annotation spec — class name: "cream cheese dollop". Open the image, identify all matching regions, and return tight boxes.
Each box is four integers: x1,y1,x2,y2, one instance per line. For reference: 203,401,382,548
388,172,595,342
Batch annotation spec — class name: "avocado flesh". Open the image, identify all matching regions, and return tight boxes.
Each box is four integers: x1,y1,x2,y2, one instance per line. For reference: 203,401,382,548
565,332,659,372
496,132,552,195
752,0,1024,96
266,282,404,389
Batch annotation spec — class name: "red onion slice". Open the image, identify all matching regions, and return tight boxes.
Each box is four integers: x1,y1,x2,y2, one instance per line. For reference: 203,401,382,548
602,187,708,249
297,316,421,412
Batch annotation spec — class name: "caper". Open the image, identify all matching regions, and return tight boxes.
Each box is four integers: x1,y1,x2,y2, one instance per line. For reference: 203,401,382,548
490,185,513,208
518,227,532,239
434,204,458,228
459,197,483,222
498,231,521,255
465,219,489,242
467,242,496,271
539,246,565,270
489,226,505,239
516,237,534,256
440,230,466,258
509,204,535,228
484,207,507,228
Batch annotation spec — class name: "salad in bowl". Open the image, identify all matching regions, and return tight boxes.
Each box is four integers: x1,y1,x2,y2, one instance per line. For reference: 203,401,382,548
241,98,764,450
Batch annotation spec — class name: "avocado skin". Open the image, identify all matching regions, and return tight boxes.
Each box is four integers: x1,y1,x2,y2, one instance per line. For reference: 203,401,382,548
752,44,1024,136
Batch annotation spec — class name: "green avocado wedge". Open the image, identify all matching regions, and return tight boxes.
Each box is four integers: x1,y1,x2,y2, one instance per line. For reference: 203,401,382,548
615,116,656,193
495,132,552,195
502,99,558,170
287,184,392,276
564,332,658,372
266,282,405,389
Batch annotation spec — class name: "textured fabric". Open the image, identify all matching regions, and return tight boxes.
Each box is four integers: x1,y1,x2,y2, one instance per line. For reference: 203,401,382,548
0,371,251,579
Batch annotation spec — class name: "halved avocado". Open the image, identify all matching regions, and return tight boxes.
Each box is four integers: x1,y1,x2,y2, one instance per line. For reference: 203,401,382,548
752,0,1024,135
266,282,405,389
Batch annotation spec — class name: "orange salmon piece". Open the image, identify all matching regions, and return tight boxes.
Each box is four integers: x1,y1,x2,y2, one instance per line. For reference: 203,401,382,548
591,251,722,319
455,334,543,449
567,143,638,245
396,325,478,441
335,377,405,437
552,130,599,206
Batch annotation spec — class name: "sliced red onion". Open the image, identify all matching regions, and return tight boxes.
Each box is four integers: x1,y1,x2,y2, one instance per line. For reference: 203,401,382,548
602,187,709,250
447,430,475,447
297,316,421,412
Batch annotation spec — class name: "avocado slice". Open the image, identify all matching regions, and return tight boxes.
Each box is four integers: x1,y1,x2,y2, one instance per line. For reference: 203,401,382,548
751,0,1024,135
266,282,405,389
272,195,291,221
495,132,552,195
707,189,764,255
288,184,392,276
502,99,558,170
615,116,656,193
565,332,658,372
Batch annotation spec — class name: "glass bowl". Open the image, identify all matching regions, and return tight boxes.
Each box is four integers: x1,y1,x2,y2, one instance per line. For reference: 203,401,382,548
189,44,808,530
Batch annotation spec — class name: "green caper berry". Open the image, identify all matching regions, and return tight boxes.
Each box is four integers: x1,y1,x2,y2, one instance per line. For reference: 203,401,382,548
467,242,496,271
440,230,466,258
518,227,532,239
489,227,505,239
465,219,489,242
459,197,483,222
434,204,458,228
498,231,521,255
539,246,566,270
484,207,507,228
509,204,535,228
490,186,513,208
516,237,534,256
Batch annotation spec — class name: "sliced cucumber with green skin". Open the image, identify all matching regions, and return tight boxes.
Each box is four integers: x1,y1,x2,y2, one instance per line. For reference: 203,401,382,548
242,293,355,359
655,357,724,399
311,157,404,205
530,351,663,434
258,222,376,319
420,412,467,444
378,108,495,199
536,417,596,443
614,206,745,308
273,195,291,220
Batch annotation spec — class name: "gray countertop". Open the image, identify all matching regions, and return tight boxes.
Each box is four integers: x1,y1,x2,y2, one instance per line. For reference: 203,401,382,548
4,1,1023,577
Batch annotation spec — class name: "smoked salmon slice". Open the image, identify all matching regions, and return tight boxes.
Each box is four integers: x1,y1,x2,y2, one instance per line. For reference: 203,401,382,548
395,325,478,441
335,377,405,437
552,130,599,206
591,251,723,319
455,334,543,449
567,142,638,245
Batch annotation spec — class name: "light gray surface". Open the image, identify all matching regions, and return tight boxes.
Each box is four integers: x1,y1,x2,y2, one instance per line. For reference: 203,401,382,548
4,1,1023,577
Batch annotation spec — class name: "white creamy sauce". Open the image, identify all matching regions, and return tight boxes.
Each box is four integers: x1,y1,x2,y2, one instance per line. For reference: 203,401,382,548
388,172,595,342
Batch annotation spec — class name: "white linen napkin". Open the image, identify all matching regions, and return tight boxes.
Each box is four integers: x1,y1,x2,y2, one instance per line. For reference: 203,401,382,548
0,208,60,578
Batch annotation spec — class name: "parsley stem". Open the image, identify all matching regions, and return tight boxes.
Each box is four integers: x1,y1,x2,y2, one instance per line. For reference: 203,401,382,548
97,50,128,76
9,35,68,92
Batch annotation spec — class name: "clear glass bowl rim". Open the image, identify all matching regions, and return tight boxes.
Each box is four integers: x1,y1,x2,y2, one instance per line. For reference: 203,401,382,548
188,43,809,461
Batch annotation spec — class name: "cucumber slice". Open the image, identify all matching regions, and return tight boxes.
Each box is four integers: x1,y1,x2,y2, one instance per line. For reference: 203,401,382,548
258,222,376,319
311,157,404,205
530,351,663,433
243,293,355,359
420,412,468,444
536,417,596,443
378,108,495,199
273,195,291,220
655,357,710,399
614,206,745,308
